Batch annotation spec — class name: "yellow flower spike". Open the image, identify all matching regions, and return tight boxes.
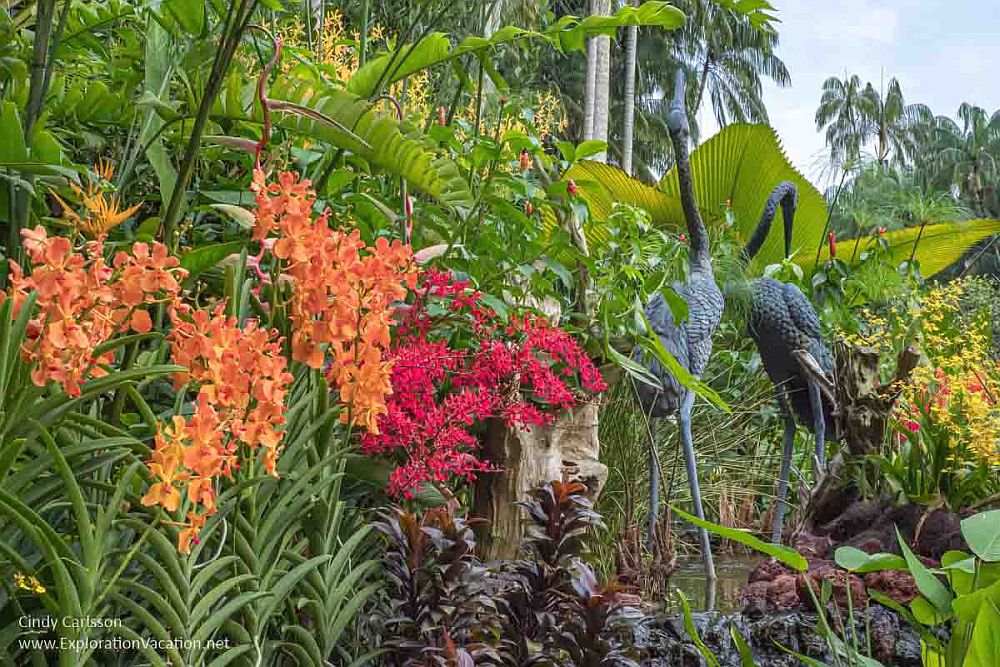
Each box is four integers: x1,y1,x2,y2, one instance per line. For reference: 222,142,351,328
14,572,45,595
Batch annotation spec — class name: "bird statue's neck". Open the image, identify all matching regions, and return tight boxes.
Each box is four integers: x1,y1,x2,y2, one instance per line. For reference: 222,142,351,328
666,70,711,272
743,181,798,264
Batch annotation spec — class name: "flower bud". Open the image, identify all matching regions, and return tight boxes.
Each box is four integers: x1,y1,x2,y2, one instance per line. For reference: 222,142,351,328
828,232,837,258
567,179,578,196
437,106,446,126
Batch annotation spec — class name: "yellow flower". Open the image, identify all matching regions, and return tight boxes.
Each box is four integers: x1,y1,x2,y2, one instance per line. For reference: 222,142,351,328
14,572,46,595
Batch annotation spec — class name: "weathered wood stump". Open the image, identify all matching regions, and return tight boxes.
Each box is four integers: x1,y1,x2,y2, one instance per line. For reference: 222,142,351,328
795,340,919,537
472,401,607,560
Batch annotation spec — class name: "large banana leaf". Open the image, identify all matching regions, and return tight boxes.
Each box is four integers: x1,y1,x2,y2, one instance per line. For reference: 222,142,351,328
269,79,474,214
809,219,1000,278
347,2,686,98
566,124,828,271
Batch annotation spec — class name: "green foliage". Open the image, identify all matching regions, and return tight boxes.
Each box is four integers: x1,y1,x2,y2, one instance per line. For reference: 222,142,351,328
347,2,686,98
567,123,828,270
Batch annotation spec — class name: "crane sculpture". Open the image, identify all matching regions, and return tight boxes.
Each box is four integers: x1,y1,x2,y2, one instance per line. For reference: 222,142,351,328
635,70,723,582
741,182,836,544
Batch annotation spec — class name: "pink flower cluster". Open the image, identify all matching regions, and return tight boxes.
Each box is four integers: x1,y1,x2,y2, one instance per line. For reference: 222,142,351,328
362,271,606,498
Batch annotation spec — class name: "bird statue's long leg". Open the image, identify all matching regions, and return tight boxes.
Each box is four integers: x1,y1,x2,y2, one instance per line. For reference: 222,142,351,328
771,389,796,545
808,379,826,469
679,389,716,582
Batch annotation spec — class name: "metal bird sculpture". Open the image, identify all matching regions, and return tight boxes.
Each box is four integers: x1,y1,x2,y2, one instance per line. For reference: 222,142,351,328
741,182,836,544
634,70,723,581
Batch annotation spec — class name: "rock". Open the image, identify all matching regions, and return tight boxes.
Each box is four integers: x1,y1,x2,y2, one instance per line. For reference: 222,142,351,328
866,569,921,605
638,608,922,667
791,531,833,559
800,560,868,609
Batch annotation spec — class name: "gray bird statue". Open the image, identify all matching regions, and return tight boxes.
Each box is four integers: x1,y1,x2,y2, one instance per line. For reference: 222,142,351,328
634,69,723,582
741,182,836,544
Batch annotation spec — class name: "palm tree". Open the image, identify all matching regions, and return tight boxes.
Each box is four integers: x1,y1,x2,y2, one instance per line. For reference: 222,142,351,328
930,104,1000,215
859,78,931,167
815,74,867,163
817,75,930,167
675,0,790,127
583,0,612,162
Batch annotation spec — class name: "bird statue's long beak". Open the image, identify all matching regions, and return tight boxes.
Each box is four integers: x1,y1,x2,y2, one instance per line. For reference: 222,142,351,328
666,69,688,135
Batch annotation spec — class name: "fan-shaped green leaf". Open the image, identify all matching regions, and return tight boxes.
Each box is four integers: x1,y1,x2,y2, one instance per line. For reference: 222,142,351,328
566,124,827,272
810,220,1000,277
658,124,828,269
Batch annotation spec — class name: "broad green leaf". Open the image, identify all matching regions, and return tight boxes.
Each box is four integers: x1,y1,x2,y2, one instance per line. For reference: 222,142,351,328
574,140,607,161
673,506,807,571
162,0,204,35
834,546,907,573
896,526,953,617
0,102,27,163
952,579,1000,623
179,241,246,280
730,626,756,667
210,204,255,229
961,509,1000,562
270,79,474,214
963,600,1000,667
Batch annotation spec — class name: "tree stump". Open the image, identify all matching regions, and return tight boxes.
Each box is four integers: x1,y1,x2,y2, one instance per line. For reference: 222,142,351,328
796,340,919,534
472,401,607,560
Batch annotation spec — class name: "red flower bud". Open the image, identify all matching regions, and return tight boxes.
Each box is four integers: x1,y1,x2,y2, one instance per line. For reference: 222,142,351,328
878,227,887,235
567,179,578,196
679,233,687,243
524,201,533,216
724,199,731,207
828,232,837,257
519,149,531,171
437,106,447,127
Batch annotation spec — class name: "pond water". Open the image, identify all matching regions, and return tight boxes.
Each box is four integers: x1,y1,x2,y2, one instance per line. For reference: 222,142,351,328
665,553,762,613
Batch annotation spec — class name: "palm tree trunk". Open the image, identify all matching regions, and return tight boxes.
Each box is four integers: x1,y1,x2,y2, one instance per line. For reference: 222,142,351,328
591,0,611,161
583,0,598,140
622,0,638,174
694,55,711,115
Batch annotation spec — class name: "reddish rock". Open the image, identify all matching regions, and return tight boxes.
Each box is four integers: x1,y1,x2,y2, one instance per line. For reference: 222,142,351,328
747,559,787,584
791,531,833,559
769,574,802,610
865,569,921,605
799,560,868,608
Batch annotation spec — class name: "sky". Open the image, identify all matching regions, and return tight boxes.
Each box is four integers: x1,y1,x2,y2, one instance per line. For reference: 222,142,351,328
697,0,1000,188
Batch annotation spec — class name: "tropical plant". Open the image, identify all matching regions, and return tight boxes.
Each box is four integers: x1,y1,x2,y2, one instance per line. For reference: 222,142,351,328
816,75,930,167
373,480,645,665
674,0,790,127
928,105,1000,215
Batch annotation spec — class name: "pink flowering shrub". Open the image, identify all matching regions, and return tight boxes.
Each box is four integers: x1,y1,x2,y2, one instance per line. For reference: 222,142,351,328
362,270,606,498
